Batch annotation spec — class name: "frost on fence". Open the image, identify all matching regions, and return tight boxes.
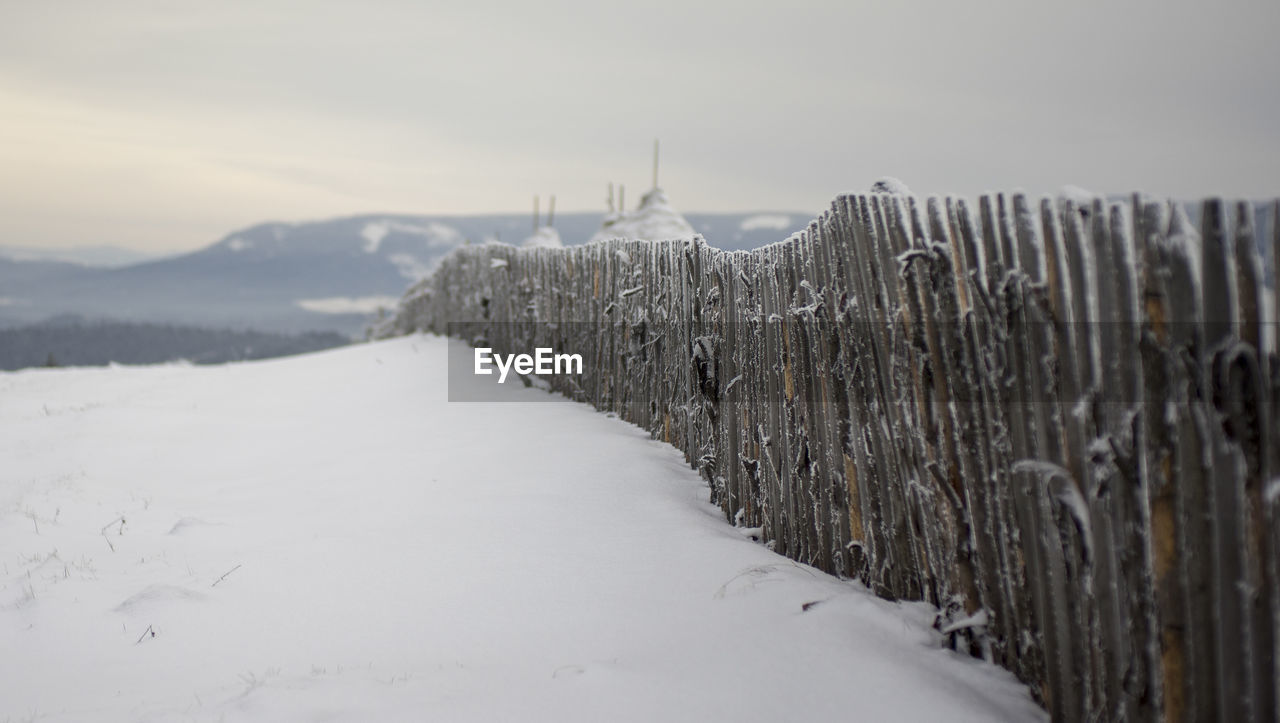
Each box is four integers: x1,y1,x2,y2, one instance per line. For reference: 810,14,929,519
387,191,1280,723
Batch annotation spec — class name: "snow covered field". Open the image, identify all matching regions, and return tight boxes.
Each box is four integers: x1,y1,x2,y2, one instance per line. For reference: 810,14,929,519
0,336,1044,722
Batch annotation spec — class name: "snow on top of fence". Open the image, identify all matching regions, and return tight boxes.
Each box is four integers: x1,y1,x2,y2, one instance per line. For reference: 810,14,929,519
521,226,564,249
869,177,912,194
589,187,696,244
1056,185,1098,207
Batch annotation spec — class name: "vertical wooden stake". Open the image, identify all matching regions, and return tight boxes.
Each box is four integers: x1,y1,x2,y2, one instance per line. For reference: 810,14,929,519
653,138,660,189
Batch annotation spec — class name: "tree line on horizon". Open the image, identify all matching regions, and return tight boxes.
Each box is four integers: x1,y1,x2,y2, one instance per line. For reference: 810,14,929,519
0,316,349,371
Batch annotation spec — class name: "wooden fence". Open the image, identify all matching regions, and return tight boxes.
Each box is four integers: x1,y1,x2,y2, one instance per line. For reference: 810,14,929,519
387,192,1279,722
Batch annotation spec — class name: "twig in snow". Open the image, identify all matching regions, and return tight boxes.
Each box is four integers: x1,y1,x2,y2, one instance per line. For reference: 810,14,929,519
940,609,989,635
101,532,116,553
211,564,242,588
135,624,155,644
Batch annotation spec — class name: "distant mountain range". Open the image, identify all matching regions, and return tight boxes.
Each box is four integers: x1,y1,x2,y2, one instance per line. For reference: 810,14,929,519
0,210,811,337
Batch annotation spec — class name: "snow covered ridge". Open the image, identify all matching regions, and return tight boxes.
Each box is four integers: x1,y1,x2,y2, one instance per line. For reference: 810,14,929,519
383,189,1280,721
359,219,465,255
738,214,792,232
296,295,400,314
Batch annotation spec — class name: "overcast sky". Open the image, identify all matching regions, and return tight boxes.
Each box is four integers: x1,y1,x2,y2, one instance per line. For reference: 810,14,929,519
1,0,1277,252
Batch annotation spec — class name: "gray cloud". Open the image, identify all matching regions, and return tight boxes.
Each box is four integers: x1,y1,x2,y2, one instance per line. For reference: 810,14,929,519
1,0,1276,251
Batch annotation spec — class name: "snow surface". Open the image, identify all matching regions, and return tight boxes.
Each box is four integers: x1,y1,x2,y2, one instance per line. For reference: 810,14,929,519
295,296,401,314
521,227,564,249
589,188,697,244
360,223,390,254
870,177,912,195
362,220,466,256
738,214,792,232
0,337,1044,722
388,253,435,281
1056,185,1097,208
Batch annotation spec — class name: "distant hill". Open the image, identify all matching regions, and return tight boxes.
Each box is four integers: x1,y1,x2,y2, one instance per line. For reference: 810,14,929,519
0,210,812,335
0,244,163,268
0,316,349,371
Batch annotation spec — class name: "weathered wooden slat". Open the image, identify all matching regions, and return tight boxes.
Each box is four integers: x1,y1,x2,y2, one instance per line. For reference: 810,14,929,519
843,195,894,592
877,196,923,599
739,251,764,531
1200,199,1254,723
942,197,1011,661
1269,201,1280,723
1110,202,1161,721
778,236,811,563
808,210,849,573
994,192,1049,695
796,219,838,571
1005,193,1062,710
1231,201,1276,723
1135,197,1176,723
964,195,1023,667
758,243,787,552
886,195,947,605
839,197,885,592
1056,198,1118,714
828,196,874,583
871,192,919,599
1157,204,1219,722
924,196,987,646
1037,194,1092,721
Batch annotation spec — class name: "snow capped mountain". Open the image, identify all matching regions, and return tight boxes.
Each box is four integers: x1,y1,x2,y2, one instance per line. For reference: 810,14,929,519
869,177,912,194
358,220,465,257
1,210,810,335
204,216,469,275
